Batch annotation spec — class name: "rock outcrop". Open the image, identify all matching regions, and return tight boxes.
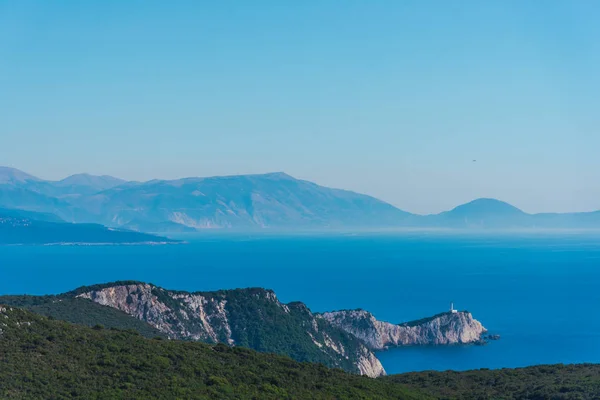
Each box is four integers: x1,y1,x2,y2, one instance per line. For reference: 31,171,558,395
78,283,233,343
74,282,385,377
4,281,492,378
319,309,487,350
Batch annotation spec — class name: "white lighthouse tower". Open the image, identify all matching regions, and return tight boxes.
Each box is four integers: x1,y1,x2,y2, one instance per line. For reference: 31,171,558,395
450,302,457,313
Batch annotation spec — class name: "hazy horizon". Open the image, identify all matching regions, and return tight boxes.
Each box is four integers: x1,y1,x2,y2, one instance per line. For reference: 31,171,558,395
3,1,600,214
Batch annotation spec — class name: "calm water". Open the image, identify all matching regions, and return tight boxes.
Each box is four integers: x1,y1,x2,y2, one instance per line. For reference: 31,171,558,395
2,231,600,374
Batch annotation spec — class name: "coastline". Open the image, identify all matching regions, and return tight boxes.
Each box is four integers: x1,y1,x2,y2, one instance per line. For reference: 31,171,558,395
1,241,185,247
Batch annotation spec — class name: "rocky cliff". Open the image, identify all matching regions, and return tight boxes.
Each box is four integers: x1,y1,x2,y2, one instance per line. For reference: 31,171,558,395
3,281,493,378
73,282,385,377
319,310,487,350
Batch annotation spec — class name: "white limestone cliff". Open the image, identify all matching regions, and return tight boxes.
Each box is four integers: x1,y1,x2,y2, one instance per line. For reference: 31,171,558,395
319,309,487,350
76,283,385,377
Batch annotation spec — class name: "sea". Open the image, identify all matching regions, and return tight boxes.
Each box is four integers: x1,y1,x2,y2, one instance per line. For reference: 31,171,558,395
2,231,600,375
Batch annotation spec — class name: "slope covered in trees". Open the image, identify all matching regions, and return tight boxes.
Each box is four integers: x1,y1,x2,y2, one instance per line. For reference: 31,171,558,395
2,305,600,399
0,295,165,338
0,306,426,399
388,365,600,399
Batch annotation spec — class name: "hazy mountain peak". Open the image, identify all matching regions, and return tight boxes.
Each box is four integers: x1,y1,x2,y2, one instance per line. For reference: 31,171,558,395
260,171,295,180
450,198,525,215
57,173,126,190
149,172,297,187
430,197,530,228
201,171,296,181
0,166,41,184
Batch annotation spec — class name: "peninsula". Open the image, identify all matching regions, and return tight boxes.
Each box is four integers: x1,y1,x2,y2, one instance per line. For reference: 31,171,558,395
0,282,491,378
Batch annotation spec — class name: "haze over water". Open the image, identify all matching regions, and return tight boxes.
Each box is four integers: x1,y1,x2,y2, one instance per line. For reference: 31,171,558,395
2,231,600,374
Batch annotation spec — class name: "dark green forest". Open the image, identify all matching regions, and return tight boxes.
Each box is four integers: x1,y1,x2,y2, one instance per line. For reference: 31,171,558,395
0,306,426,400
0,295,165,338
3,283,372,374
2,305,600,399
389,365,600,399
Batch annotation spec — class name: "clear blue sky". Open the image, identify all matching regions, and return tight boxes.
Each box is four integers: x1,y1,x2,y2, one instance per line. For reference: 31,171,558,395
2,1,599,214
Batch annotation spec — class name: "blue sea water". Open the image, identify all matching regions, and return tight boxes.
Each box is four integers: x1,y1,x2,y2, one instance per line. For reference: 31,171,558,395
2,231,600,374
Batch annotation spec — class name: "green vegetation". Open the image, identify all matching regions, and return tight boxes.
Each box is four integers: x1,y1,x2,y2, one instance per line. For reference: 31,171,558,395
177,288,368,372
0,295,165,338
2,305,600,399
400,312,457,328
388,365,600,399
66,282,373,373
0,306,427,399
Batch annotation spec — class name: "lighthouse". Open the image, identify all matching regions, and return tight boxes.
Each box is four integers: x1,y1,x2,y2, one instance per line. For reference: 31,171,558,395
450,302,457,313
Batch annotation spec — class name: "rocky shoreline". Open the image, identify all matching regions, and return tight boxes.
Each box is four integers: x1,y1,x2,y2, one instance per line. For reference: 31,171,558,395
69,282,493,377
319,309,490,351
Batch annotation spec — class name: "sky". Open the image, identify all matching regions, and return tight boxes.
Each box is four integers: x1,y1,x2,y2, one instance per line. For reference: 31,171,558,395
1,1,600,214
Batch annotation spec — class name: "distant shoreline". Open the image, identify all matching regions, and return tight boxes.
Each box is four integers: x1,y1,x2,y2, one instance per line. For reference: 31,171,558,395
1,241,185,247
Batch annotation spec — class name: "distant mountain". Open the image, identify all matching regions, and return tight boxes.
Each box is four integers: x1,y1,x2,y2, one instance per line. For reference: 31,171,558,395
0,185,74,215
23,173,126,198
426,198,600,229
444,198,525,218
0,207,64,223
58,173,126,189
427,198,532,228
0,166,41,184
2,166,600,231
0,209,177,245
68,172,414,231
52,173,127,196
0,168,127,220
0,168,412,230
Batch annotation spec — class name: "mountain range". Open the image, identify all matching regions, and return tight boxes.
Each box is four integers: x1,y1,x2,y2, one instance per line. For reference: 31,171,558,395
1,166,599,232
